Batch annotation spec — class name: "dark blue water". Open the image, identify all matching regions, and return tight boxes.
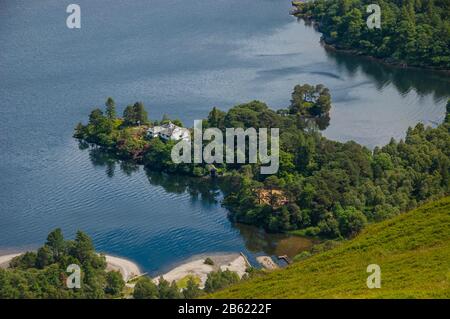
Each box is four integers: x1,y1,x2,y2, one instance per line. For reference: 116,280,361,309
1,0,449,274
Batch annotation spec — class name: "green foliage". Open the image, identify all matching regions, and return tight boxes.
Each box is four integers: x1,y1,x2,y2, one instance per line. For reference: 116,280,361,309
74,95,450,240
133,277,159,299
9,252,37,269
36,245,53,269
446,100,450,124
335,206,367,237
223,100,450,238
73,122,85,139
74,100,152,153
46,228,65,261
159,115,184,127
183,276,203,299
89,108,104,126
105,271,125,296
0,229,122,299
157,277,182,299
292,251,312,262
75,108,115,146
72,230,95,265
192,166,205,177
207,107,226,129
123,102,149,126
105,97,116,120
289,84,331,117
209,197,450,298
294,0,450,70
133,275,201,299
204,257,214,265
204,270,240,293
144,138,178,171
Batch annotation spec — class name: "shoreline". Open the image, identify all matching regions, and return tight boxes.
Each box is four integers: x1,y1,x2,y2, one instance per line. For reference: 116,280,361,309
0,251,249,287
153,252,250,289
0,253,22,269
0,252,142,282
291,14,450,75
321,41,450,76
104,254,142,282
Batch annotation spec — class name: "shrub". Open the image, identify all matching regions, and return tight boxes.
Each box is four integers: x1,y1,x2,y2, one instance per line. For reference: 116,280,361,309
293,251,312,262
204,258,214,266
105,271,125,296
204,270,240,293
133,277,158,299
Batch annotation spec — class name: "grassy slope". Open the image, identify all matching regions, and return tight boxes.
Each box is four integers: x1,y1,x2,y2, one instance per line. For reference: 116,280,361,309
210,197,450,298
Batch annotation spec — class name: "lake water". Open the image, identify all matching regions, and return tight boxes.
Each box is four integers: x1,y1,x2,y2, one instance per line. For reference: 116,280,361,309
1,0,449,274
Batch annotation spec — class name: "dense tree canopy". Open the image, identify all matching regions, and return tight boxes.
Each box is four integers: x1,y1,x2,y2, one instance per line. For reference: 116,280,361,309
0,229,124,299
132,275,204,299
74,93,450,239
223,101,450,237
123,102,149,126
105,97,117,120
133,277,159,299
183,277,203,298
294,0,450,70
204,270,240,293
289,84,331,117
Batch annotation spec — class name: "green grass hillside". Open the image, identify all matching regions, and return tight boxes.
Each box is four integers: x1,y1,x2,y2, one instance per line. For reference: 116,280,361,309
210,197,450,298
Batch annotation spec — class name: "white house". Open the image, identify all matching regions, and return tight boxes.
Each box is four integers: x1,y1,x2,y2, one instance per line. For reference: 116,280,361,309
147,122,190,142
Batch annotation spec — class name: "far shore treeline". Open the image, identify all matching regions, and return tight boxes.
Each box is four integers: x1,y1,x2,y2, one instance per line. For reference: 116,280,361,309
74,85,450,240
293,0,450,71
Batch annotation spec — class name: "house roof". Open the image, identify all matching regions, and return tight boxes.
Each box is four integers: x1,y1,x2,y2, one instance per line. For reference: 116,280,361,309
148,122,190,138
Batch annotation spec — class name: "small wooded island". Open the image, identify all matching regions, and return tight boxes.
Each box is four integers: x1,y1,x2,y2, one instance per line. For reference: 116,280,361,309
74,84,450,240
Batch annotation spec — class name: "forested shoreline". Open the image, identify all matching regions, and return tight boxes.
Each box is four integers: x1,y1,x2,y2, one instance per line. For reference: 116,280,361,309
221,100,450,238
74,87,450,240
0,230,124,298
0,230,243,299
292,0,450,71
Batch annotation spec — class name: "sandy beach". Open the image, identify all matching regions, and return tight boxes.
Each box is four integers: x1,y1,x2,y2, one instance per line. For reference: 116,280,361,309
104,255,141,282
154,253,249,288
0,253,22,269
1,251,249,288
0,252,141,282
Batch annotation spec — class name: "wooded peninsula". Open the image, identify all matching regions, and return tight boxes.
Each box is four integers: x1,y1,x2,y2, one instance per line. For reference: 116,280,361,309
74,86,450,240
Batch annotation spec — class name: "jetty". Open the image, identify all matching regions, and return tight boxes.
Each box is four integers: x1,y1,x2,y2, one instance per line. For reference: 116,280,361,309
278,255,292,265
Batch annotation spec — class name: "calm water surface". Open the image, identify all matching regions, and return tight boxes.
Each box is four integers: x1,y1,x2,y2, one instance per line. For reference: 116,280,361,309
1,0,449,273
